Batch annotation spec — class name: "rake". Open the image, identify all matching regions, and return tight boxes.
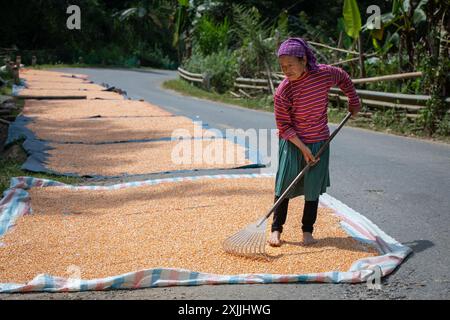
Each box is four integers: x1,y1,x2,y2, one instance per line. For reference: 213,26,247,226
222,112,352,258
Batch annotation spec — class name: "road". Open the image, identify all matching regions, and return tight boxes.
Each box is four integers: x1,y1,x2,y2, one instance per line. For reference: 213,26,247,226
3,67,449,300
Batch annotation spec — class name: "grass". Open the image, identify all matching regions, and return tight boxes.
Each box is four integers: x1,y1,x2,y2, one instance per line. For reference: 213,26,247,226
12,98,24,115
164,79,450,144
0,144,85,196
0,93,84,195
0,85,12,96
0,72,13,96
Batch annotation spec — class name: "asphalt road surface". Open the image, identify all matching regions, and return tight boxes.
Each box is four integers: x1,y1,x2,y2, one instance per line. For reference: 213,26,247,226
3,67,449,300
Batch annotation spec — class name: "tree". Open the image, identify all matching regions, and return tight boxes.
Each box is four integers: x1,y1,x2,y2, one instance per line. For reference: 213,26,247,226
231,4,290,94
342,0,366,78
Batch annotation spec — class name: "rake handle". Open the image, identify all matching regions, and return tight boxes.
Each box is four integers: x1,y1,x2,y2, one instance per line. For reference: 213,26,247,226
257,112,352,227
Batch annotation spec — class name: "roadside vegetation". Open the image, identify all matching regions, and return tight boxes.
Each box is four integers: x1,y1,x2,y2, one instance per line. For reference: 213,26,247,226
1,0,448,143
170,0,449,141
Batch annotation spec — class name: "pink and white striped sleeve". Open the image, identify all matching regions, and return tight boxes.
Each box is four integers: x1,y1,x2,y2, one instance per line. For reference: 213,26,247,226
328,65,361,113
274,92,297,140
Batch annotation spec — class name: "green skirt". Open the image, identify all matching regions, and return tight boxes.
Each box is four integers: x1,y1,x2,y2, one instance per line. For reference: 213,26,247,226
274,138,330,201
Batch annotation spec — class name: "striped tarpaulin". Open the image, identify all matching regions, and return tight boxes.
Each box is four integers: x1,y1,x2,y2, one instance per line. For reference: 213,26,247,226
0,174,412,293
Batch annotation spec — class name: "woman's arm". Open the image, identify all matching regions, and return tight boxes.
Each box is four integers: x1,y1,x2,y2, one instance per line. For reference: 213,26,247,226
274,93,297,140
328,65,361,116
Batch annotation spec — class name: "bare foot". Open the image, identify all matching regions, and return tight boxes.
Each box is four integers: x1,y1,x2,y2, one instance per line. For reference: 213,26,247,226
303,232,318,245
268,231,282,247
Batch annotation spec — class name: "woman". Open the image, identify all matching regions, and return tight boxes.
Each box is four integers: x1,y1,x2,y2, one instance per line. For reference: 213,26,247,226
269,37,360,247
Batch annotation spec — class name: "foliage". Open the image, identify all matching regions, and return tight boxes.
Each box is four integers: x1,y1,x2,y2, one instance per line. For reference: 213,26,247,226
194,16,230,56
362,0,429,70
0,0,177,68
182,47,204,74
202,49,238,93
184,47,238,93
418,52,450,135
343,0,362,39
173,0,191,61
231,4,287,81
139,44,177,69
294,11,329,44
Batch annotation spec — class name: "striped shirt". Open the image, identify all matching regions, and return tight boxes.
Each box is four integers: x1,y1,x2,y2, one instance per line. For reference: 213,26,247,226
274,64,360,143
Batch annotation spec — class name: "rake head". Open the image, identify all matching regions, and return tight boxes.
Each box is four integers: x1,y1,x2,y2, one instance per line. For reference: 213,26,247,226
222,217,268,258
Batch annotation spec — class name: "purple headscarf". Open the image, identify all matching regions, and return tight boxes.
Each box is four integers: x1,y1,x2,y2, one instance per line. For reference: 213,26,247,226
277,38,319,72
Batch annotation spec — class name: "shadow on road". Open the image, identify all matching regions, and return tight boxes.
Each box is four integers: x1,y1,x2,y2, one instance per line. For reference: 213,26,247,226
402,239,434,254
379,239,434,282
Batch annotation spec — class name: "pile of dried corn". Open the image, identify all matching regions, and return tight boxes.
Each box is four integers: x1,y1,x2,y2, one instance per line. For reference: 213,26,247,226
47,139,250,176
23,100,173,119
0,177,378,283
18,69,123,100
28,116,211,143
18,70,250,175
18,89,124,100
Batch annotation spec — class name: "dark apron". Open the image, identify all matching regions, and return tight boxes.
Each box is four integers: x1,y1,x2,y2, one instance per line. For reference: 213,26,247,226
274,138,330,201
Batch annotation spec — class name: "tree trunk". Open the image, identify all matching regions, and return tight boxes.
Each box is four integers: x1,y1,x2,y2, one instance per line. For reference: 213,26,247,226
337,31,343,49
334,31,343,62
405,30,415,71
358,33,366,82
398,35,404,73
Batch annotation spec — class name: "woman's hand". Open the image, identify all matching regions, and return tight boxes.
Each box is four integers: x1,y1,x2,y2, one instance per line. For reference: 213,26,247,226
300,146,320,166
288,135,320,166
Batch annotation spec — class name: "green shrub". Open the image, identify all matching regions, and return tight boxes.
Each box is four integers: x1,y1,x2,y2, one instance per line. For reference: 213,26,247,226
194,15,230,56
436,113,450,136
182,48,205,73
139,44,177,69
183,48,238,93
83,45,125,65
203,49,238,93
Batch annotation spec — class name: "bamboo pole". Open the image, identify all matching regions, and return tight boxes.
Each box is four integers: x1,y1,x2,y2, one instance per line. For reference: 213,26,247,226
358,34,366,79
308,41,360,55
229,91,241,98
328,94,424,112
179,72,203,83
178,67,203,78
264,60,275,95
238,89,252,99
235,77,282,85
352,72,423,84
259,71,284,79
236,78,270,84
330,52,378,66
234,83,269,90
329,87,438,106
